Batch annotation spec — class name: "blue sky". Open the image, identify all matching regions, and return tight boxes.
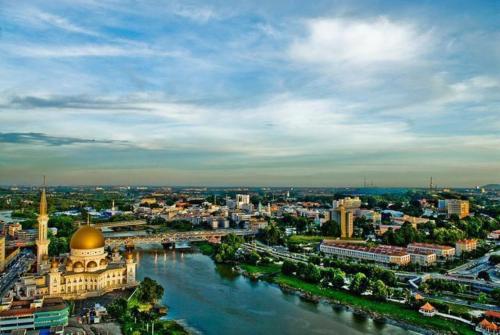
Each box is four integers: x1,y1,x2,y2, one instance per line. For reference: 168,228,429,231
0,0,499,187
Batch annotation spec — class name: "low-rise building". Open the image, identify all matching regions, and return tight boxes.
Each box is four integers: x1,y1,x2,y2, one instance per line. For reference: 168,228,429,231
320,241,411,266
0,297,68,333
407,243,455,259
409,249,437,266
455,239,477,256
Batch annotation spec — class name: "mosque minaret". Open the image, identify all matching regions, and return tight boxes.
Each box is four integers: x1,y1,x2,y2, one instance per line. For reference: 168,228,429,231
36,185,50,273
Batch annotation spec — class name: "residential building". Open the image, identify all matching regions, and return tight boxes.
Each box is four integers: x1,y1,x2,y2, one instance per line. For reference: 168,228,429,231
407,243,455,258
455,239,477,256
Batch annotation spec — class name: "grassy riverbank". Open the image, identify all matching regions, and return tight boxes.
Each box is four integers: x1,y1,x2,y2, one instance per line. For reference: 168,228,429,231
195,241,215,255
237,262,475,335
275,274,475,335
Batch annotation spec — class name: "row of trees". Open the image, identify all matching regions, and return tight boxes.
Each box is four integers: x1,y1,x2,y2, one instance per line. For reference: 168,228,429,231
281,260,390,300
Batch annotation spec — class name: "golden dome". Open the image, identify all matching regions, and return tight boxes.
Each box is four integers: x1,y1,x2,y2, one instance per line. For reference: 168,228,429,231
70,225,105,250
125,252,134,260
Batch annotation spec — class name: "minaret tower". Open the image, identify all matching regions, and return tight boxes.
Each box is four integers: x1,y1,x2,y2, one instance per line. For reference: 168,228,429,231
36,178,50,273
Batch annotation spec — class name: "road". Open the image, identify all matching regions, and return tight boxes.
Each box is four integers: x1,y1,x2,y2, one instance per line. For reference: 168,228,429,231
0,250,35,298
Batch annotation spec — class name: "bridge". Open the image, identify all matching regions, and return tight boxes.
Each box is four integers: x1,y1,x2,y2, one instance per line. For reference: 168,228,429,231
91,220,148,229
104,229,256,247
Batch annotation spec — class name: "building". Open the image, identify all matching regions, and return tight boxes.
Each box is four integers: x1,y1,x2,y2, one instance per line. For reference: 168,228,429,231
332,206,353,238
476,319,499,335
407,243,455,259
447,199,470,219
488,230,500,240
319,241,411,266
15,189,137,300
439,199,470,219
332,197,362,210
236,194,250,209
0,236,4,272
455,239,477,256
409,249,437,266
419,303,437,317
0,297,68,333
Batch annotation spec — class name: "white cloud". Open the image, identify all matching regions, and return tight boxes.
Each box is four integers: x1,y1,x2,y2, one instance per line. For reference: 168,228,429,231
289,17,431,67
3,43,185,58
31,10,100,36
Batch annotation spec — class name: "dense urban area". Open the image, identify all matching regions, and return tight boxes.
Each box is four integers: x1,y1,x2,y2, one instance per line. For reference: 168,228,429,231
0,183,499,335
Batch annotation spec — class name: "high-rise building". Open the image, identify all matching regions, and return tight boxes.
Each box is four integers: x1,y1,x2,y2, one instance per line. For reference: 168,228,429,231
447,199,469,219
332,205,353,238
437,199,470,219
0,236,5,273
36,187,50,274
332,196,362,210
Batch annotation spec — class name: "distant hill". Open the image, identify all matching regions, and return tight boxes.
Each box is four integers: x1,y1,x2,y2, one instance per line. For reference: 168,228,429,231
482,184,500,190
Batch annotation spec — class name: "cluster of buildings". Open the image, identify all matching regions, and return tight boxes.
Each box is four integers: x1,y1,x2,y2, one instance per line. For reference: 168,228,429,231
136,193,272,231
320,239,477,267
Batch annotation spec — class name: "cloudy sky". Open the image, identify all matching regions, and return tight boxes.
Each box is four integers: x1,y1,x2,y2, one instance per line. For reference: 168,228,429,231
0,0,499,187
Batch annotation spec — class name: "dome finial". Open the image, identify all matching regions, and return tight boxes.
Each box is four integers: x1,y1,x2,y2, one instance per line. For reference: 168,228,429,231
87,213,90,226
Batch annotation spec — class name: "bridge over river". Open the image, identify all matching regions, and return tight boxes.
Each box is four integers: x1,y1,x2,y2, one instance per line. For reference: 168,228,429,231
104,229,256,247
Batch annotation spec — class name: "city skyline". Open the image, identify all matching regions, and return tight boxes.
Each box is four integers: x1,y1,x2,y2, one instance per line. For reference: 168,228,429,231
1,1,499,186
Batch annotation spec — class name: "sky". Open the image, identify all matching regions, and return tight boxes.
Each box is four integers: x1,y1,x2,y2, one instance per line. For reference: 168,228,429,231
0,0,499,187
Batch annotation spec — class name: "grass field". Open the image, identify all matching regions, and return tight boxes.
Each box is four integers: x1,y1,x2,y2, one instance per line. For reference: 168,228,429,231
274,274,476,335
240,263,281,275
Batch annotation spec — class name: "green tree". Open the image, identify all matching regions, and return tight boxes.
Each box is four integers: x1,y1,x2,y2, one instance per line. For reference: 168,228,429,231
303,263,321,284
372,280,388,301
491,288,500,302
477,292,488,304
137,277,164,304
349,272,369,294
107,298,128,319
282,260,297,276
320,220,340,237
246,251,261,265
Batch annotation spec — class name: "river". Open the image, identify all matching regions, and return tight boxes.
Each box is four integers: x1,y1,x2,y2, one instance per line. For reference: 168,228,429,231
135,249,418,335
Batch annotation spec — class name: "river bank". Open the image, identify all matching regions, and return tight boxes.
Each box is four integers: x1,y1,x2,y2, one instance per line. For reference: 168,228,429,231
237,263,476,335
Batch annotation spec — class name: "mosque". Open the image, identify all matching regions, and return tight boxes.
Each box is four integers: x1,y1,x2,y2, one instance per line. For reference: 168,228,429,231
15,187,137,300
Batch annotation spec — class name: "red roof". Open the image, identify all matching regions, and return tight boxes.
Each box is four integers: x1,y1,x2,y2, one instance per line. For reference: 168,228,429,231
486,311,500,319
408,243,454,250
420,302,435,312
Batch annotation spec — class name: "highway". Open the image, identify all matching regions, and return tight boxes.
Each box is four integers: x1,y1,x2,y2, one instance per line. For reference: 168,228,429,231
0,250,35,298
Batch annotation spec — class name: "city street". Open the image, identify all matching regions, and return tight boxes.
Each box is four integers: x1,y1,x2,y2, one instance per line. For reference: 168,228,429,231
0,250,34,297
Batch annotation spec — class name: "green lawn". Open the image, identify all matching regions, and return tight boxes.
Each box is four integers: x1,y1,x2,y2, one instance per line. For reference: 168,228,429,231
240,263,281,275
274,274,476,335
